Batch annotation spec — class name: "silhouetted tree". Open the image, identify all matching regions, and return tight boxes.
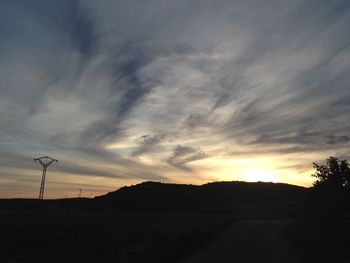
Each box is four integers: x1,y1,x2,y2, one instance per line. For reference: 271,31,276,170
312,156,350,190
310,157,350,261
310,156,350,227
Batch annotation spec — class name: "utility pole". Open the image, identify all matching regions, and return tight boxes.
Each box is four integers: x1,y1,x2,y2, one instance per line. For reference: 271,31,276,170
79,188,82,198
34,156,58,199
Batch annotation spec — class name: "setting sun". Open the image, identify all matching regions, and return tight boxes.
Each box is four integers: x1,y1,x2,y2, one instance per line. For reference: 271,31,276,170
239,169,278,183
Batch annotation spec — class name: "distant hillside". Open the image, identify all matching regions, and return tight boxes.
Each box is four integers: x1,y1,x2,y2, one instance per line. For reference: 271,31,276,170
97,181,307,217
0,181,307,217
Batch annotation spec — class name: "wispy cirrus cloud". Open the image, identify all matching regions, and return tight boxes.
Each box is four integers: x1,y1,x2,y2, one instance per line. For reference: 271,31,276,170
1,0,350,197
168,145,208,171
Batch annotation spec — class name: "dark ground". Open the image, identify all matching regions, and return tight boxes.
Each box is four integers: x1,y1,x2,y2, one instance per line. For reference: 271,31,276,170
181,220,301,263
0,210,234,263
2,181,348,263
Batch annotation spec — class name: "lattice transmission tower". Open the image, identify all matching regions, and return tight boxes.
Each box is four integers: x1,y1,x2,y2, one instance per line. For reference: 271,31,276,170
34,156,58,199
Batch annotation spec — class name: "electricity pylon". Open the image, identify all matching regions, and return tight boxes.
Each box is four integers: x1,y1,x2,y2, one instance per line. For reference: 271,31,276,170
34,156,58,199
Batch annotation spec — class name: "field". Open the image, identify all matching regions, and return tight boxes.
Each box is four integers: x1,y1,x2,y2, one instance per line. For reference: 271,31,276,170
0,210,235,263
0,181,314,263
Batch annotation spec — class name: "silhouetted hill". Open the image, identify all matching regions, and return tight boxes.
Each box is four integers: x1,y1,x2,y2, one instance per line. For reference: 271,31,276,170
0,181,307,217
97,181,307,217
0,181,310,262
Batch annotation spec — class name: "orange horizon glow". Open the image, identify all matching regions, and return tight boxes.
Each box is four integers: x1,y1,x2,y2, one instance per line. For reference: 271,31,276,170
0,152,317,199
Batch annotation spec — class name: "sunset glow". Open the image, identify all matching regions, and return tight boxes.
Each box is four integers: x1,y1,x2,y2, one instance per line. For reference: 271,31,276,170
1,0,349,198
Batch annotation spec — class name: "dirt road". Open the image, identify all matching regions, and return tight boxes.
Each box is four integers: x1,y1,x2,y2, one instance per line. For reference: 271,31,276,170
180,220,302,263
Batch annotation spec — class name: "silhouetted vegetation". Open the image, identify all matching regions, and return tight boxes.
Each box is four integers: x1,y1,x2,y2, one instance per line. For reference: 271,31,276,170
284,156,350,263
310,156,350,224
312,156,350,190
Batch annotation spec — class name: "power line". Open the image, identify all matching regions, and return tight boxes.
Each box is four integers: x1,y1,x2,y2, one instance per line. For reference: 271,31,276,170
0,128,34,154
34,156,58,199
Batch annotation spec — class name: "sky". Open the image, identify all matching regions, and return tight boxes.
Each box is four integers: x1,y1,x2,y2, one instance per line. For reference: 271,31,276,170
1,0,350,198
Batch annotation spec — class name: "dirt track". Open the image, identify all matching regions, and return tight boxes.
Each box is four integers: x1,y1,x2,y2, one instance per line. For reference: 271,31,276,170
180,220,302,263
